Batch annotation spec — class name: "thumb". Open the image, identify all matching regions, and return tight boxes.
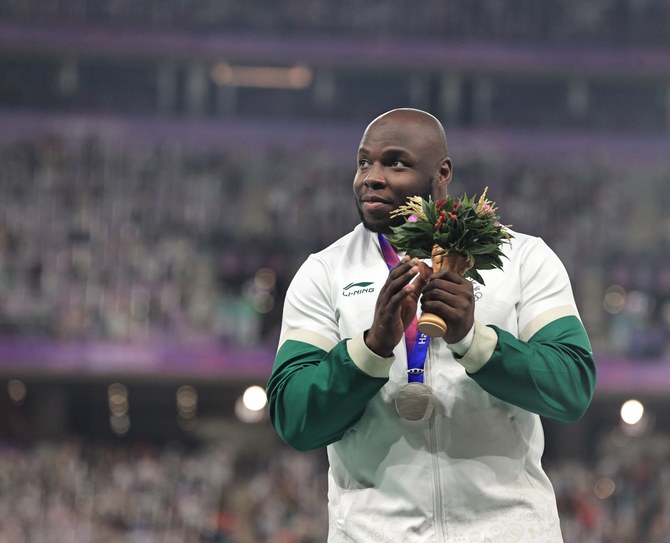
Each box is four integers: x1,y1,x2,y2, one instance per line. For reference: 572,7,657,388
416,261,432,281
404,262,431,296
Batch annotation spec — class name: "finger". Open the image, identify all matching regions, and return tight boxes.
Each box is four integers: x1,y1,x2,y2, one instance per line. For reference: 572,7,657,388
388,256,416,277
421,278,473,312
431,273,468,288
386,278,419,316
421,298,469,319
416,261,433,281
404,269,428,298
386,259,422,293
422,286,473,310
373,261,422,323
423,277,471,298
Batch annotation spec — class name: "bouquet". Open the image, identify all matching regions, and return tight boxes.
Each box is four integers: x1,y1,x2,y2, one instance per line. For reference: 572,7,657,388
388,188,512,336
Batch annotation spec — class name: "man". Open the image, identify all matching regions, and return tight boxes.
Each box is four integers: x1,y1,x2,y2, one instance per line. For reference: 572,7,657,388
266,108,596,542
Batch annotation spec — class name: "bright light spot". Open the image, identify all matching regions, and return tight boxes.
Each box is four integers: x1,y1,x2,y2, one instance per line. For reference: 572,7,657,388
108,383,128,397
603,285,626,314
7,380,26,404
110,414,130,436
251,268,276,313
252,292,274,313
254,268,276,290
210,63,313,89
620,399,644,425
176,385,198,418
235,396,265,423
243,385,268,411
236,386,268,423
626,290,650,317
108,383,129,416
594,477,616,499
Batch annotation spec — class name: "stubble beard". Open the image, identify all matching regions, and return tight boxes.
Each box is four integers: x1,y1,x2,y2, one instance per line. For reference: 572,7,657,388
356,183,434,235
356,204,405,234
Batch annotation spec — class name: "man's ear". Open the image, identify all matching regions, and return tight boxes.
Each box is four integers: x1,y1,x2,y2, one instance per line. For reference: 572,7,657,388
435,157,453,193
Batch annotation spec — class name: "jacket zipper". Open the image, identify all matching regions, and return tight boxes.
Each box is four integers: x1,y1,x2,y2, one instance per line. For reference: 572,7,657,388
426,345,447,542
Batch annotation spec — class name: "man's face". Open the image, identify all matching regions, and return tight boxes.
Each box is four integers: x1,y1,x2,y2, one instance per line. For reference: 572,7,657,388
353,117,447,234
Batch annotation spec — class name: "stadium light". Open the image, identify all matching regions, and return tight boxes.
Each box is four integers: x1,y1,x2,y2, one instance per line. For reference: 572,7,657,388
620,399,644,425
7,379,26,405
210,63,313,89
243,385,267,411
108,383,130,436
235,385,268,423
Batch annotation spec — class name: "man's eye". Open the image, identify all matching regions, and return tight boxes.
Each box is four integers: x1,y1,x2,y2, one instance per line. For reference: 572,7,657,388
358,159,370,168
392,160,407,168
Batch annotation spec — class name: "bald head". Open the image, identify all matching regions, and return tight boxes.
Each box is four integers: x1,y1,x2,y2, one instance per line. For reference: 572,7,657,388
365,108,449,161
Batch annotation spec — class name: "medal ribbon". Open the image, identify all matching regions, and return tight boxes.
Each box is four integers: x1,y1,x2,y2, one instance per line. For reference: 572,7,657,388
378,234,430,383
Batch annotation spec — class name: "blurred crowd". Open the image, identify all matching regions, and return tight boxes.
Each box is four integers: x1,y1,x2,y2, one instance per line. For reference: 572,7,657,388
0,437,328,543
1,0,669,47
0,134,356,347
1,426,670,543
548,429,670,543
1,132,669,359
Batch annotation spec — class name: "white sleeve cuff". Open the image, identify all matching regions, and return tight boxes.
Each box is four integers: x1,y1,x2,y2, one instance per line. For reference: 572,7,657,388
446,323,475,357
451,321,498,374
346,332,395,378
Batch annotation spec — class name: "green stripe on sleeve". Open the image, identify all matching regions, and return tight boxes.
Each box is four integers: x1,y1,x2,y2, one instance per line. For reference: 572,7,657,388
468,316,596,423
266,338,388,451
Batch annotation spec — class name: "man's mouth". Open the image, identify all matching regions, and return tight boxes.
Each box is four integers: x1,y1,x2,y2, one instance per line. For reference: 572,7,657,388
361,197,393,211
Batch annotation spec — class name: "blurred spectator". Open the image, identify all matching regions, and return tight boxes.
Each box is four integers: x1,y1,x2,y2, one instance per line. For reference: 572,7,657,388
0,436,328,542
0,132,668,358
1,424,670,542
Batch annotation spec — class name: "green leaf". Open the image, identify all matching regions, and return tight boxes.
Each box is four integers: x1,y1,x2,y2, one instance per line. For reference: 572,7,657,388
465,268,486,285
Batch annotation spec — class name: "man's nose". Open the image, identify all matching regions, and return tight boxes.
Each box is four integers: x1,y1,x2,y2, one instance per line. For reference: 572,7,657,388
364,163,386,188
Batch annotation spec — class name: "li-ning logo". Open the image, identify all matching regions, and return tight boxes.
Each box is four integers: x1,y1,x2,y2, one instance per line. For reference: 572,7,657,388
342,281,375,297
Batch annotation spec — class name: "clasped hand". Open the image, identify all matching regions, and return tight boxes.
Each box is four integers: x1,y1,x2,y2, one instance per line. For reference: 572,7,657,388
364,257,475,357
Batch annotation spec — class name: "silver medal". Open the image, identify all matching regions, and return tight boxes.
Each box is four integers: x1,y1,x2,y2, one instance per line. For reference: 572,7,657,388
395,382,435,421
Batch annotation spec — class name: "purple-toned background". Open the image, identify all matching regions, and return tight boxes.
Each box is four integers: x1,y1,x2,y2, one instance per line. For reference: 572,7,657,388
0,339,275,379
0,338,665,392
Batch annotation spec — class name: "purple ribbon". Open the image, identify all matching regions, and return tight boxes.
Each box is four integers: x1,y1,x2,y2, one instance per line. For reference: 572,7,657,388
377,234,430,383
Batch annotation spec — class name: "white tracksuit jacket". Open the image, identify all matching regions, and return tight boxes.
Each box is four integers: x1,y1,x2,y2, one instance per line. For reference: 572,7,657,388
268,223,595,542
